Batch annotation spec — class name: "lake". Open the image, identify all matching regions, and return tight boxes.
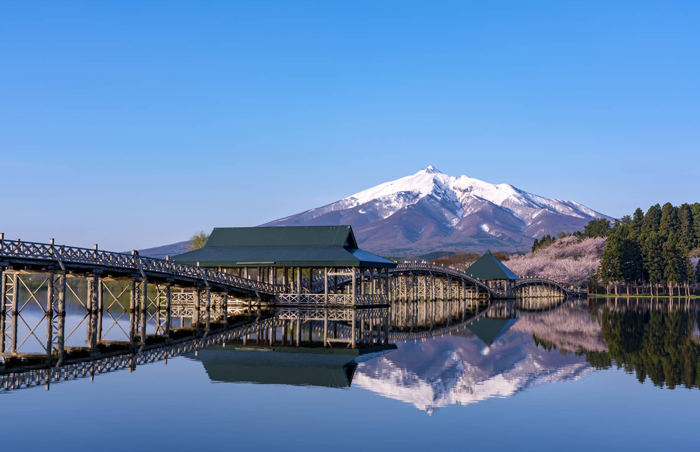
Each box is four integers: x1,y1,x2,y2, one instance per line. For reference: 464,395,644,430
2,297,699,451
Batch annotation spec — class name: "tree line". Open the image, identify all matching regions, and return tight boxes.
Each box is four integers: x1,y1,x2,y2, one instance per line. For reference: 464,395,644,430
531,218,612,253
596,203,700,295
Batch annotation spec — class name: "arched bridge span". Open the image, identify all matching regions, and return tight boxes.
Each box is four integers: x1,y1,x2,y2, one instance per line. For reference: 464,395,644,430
514,277,576,298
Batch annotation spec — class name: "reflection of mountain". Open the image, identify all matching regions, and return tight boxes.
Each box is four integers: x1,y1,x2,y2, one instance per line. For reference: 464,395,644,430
354,330,591,414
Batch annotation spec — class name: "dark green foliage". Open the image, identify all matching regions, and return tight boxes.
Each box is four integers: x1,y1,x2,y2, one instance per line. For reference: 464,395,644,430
692,203,700,246
600,232,643,284
583,218,612,238
641,204,662,235
532,234,557,252
642,232,664,283
595,203,699,286
678,204,695,252
659,202,680,240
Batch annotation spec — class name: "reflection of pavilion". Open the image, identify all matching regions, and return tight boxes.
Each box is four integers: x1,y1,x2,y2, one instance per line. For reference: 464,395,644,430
191,346,376,389
463,318,518,347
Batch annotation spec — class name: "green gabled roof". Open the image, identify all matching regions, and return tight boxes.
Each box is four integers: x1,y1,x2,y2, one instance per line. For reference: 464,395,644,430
173,226,396,268
466,318,519,346
465,250,520,280
206,226,358,248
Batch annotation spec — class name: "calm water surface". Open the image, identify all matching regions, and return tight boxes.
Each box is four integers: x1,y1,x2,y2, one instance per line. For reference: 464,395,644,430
2,298,700,451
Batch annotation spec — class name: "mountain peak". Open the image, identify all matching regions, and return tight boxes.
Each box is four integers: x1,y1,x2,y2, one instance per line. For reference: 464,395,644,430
420,165,442,174
262,168,612,255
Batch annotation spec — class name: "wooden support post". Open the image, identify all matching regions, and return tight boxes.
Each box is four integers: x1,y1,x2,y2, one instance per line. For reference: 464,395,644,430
10,272,18,353
139,279,147,343
46,274,54,354
55,273,66,356
351,309,356,348
221,292,228,323
193,288,201,328
129,280,137,342
97,278,104,342
0,270,7,353
324,267,329,347
164,283,172,337
384,308,390,345
204,288,211,331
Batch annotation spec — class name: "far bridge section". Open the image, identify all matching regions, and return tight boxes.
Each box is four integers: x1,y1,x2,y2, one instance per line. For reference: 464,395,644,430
514,277,581,299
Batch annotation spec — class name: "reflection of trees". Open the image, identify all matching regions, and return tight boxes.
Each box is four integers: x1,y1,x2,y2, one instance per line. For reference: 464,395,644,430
531,303,700,389
597,308,700,389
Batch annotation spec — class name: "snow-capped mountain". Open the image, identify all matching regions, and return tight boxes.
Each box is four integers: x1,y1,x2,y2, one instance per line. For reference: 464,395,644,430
263,166,612,256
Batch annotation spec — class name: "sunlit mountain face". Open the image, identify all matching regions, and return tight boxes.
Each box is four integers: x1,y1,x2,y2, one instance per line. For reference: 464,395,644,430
264,166,612,255
354,318,599,414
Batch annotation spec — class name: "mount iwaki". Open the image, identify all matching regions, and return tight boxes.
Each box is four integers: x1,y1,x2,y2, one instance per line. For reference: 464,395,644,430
263,166,612,256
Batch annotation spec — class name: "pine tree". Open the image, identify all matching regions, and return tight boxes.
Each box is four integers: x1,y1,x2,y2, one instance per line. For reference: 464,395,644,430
642,232,663,285
632,208,644,238
662,240,682,290
584,218,612,238
621,236,644,283
600,233,624,284
691,203,700,249
678,203,694,252
659,203,680,241
642,204,662,236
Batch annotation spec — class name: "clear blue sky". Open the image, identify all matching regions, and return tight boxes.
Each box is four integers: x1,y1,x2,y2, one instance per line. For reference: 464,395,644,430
1,1,698,251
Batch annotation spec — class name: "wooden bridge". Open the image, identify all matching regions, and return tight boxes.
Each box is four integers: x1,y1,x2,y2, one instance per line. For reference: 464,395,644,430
514,276,581,298
0,235,580,364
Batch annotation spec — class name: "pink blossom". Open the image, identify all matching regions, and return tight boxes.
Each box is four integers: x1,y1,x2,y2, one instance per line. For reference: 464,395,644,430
506,237,606,287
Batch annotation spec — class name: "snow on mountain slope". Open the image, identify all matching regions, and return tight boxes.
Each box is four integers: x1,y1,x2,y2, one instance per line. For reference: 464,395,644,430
354,330,594,414
263,166,612,255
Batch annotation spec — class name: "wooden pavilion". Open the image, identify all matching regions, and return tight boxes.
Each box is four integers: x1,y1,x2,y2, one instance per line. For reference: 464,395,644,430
465,250,520,298
173,226,396,348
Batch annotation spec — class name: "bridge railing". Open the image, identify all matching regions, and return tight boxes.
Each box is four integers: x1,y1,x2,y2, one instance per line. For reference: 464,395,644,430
0,238,284,295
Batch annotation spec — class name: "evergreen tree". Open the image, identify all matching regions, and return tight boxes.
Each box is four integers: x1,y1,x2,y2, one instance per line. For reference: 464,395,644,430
659,202,680,240
641,204,662,236
662,240,683,284
621,236,644,283
600,233,624,284
690,202,700,249
678,203,694,252
631,208,644,238
584,218,612,238
641,232,663,284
